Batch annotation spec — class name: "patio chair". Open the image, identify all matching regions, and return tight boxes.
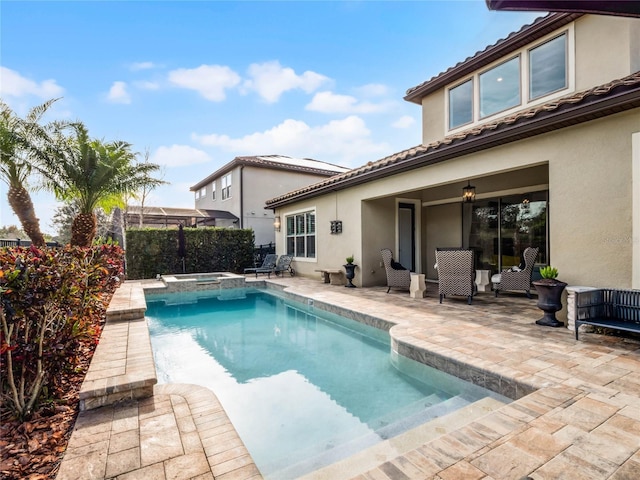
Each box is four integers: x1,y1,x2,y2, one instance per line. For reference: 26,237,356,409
244,253,278,278
273,254,295,277
435,248,475,304
381,248,411,293
492,246,539,298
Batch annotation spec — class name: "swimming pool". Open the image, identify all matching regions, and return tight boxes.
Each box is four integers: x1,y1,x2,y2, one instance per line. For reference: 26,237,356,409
145,288,508,479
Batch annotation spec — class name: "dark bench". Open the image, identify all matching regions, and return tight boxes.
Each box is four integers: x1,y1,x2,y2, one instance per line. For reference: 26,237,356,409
574,288,640,340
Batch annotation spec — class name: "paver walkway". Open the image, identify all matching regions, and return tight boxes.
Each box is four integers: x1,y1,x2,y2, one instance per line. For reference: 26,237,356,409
57,276,640,479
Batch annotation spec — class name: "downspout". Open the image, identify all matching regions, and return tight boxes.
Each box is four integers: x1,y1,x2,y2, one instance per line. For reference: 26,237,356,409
240,166,244,228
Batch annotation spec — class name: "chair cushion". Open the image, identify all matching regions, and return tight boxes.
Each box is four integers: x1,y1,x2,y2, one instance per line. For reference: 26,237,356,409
391,259,407,270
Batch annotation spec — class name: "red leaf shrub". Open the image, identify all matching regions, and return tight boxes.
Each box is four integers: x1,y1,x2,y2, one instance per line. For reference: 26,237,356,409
0,244,124,420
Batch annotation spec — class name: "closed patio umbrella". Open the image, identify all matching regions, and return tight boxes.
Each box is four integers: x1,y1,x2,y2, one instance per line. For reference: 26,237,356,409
178,224,186,273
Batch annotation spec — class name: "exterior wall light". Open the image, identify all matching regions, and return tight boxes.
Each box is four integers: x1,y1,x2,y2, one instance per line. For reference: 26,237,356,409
462,181,476,203
274,216,281,232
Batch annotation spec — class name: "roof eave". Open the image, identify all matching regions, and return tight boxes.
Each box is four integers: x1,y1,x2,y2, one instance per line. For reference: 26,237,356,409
190,157,346,191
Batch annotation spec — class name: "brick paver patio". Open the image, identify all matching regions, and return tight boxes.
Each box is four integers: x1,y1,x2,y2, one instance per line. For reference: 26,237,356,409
57,276,640,479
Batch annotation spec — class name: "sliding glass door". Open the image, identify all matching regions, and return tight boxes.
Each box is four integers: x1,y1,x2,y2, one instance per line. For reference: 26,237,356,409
463,191,547,274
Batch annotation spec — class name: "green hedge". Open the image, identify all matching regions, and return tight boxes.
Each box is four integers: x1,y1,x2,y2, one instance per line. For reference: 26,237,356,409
125,227,254,279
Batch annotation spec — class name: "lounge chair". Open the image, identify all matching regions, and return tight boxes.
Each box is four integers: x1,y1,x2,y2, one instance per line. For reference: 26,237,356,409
244,253,278,278
435,248,475,304
273,254,295,277
492,246,539,298
381,248,411,293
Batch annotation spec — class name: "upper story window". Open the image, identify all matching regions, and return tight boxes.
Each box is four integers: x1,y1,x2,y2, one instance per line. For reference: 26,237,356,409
529,33,567,100
286,210,316,258
211,182,216,201
195,187,206,200
221,173,232,200
446,30,571,132
479,56,521,118
449,79,473,130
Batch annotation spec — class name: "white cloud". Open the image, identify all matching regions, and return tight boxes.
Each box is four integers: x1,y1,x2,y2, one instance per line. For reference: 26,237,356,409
168,65,241,101
130,61,157,71
151,144,212,168
355,83,390,97
392,115,415,129
193,115,389,166
242,61,330,103
107,81,131,104
0,66,64,98
306,91,391,114
134,80,160,90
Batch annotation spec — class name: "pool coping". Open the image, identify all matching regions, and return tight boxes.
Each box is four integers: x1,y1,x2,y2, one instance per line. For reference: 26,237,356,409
64,278,640,480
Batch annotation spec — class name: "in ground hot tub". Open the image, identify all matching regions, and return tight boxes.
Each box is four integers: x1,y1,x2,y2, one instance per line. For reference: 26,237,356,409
159,272,246,294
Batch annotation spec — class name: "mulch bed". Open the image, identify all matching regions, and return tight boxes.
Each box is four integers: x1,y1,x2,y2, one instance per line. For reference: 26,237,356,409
0,319,104,479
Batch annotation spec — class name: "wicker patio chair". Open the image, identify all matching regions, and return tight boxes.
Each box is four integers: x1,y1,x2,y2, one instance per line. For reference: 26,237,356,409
381,248,411,293
435,248,475,304
491,246,539,298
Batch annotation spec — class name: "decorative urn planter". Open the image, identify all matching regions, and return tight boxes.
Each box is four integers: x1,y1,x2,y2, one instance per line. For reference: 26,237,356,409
343,263,357,288
532,278,567,327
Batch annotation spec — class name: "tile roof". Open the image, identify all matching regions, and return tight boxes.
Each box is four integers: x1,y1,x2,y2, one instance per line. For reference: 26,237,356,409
190,155,349,191
266,71,640,209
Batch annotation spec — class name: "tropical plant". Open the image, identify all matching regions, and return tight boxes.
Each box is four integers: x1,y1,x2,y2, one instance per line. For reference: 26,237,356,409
539,266,559,279
35,122,165,247
0,99,60,246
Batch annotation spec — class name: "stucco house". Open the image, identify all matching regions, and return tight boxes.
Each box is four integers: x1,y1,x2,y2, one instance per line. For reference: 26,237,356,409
266,12,640,296
191,155,349,246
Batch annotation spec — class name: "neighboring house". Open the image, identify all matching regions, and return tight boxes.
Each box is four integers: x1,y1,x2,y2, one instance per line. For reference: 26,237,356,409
191,155,349,246
267,12,640,294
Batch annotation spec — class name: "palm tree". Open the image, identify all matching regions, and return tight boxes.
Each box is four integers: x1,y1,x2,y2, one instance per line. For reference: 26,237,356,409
37,122,164,247
0,99,59,246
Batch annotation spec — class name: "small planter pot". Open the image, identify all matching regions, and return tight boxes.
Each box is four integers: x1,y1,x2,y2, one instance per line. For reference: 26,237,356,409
343,264,357,288
532,279,568,327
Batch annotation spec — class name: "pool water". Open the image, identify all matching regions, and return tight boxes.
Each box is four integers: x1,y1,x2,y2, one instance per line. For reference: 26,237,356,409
146,289,507,479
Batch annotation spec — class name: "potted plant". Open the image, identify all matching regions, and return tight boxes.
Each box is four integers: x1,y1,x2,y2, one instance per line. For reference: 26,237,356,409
532,266,567,327
343,256,357,288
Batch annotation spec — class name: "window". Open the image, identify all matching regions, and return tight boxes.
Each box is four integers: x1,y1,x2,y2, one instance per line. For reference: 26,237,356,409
480,56,521,118
286,211,316,258
529,34,567,100
448,79,473,129
221,173,232,200
463,191,548,274
196,187,206,200
212,182,216,201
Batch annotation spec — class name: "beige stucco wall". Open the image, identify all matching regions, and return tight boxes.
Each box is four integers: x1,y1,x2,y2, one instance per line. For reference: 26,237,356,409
422,92,445,146
574,15,638,90
277,108,638,291
425,204,462,280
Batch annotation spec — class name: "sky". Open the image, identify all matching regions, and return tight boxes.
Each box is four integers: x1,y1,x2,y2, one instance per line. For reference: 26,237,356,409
0,0,541,235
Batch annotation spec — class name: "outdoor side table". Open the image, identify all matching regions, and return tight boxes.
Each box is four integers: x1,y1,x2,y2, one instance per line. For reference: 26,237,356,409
410,273,427,298
475,269,491,292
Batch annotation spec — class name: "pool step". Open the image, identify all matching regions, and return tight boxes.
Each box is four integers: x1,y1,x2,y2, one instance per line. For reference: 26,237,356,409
279,396,507,480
